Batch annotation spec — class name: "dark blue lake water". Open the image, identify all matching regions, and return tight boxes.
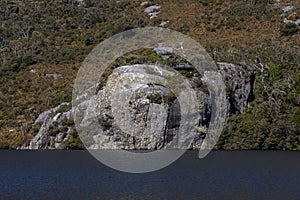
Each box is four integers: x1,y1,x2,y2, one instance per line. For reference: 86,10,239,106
0,151,299,199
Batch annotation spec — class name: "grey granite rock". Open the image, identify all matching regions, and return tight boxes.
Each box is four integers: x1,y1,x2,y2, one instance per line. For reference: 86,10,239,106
28,62,255,150
29,102,73,149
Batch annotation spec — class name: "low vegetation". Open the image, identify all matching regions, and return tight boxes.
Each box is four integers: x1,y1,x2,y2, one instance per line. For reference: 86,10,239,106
0,0,299,149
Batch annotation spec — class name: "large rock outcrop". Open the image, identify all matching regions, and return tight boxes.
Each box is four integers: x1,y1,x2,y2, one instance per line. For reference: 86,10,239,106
27,62,255,150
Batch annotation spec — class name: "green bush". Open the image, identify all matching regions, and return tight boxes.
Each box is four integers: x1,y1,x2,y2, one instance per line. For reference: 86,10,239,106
62,117,74,126
66,129,84,150
280,23,299,36
49,125,60,136
163,92,177,105
148,93,162,104
0,141,10,149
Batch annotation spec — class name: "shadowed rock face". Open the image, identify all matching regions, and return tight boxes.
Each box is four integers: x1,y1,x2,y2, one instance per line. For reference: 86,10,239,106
218,62,255,114
27,63,255,150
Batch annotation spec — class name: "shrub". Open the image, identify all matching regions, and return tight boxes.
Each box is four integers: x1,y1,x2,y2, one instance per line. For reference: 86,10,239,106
148,93,162,104
49,125,59,136
280,23,299,36
0,141,9,149
66,129,84,150
62,117,74,126
163,92,177,105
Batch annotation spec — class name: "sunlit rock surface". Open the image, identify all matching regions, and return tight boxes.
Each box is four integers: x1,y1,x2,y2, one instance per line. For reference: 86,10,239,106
28,63,255,150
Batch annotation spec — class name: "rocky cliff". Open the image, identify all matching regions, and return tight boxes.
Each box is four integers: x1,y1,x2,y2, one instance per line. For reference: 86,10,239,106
27,62,255,150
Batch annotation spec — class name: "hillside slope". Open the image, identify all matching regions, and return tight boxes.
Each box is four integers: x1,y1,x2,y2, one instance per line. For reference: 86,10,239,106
0,0,299,149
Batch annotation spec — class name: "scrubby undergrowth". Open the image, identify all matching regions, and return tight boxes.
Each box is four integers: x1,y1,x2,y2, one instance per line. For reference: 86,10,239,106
0,0,299,149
